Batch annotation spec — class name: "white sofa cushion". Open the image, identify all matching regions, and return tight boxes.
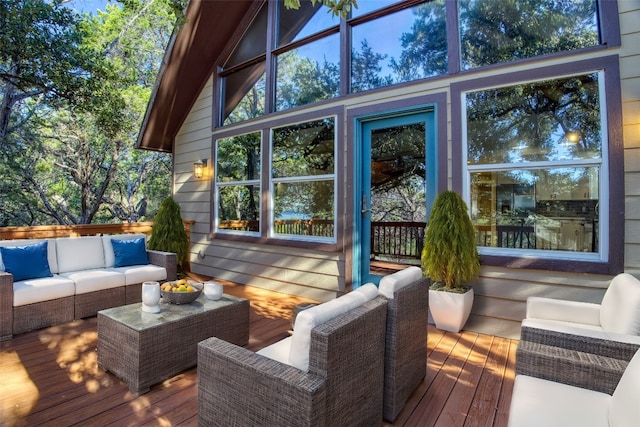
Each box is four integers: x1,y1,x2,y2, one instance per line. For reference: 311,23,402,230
13,275,75,306
102,234,147,268
508,374,610,427
289,283,379,372
56,236,105,273
378,266,422,299
609,348,640,427
0,238,59,274
600,273,640,335
256,336,293,365
526,296,602,327
60,269,125,294
109,264,167,285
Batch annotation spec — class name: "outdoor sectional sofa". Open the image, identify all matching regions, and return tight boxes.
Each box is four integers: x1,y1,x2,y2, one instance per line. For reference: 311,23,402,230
0,233,176,340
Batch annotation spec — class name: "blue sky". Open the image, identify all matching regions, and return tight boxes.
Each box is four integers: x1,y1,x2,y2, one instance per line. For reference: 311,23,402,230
64,0,113,14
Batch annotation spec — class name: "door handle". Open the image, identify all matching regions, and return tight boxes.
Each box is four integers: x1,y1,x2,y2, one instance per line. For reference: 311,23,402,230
361,195,370,215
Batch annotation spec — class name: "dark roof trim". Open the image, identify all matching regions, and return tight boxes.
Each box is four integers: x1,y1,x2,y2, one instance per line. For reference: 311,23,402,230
136,0,255,152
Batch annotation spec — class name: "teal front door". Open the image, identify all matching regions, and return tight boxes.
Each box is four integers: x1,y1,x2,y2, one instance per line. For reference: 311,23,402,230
355,110,437,287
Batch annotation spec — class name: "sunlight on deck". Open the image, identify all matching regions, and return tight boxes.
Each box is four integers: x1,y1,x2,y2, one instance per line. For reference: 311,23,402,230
0,351,39,425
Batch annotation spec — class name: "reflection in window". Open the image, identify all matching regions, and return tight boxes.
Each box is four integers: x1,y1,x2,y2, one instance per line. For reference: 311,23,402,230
459,0,599,70
351,1,447,92
223,68,266,125
350,0,399,19
271,118,336,240
465,72,604,255
466,73,601,165
273,181,335,238
471,169,599,252
215,133,261,233
278,0,339,46
275,34,340,111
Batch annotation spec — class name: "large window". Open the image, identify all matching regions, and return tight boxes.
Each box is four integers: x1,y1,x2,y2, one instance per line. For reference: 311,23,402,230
215,132,261,234
271,117,336,241
464,72,605,258
459,0,599,70
218,0,607,126
351,0,447,92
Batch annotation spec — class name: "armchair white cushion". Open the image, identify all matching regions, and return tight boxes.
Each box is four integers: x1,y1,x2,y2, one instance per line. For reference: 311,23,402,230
524,273,640,336
378,266,422,299
258,283,380,372
508,347,640,427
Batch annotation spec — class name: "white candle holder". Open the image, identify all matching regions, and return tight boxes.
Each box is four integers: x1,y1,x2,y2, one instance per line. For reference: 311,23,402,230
141,281,161,313
204,281,223,300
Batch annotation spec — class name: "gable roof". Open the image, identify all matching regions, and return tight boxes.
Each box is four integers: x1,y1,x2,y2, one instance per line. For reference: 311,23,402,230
136,0,254,152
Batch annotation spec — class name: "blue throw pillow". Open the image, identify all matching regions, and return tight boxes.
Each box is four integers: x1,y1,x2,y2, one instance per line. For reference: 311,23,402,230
112,237,148,267
0,241,53,282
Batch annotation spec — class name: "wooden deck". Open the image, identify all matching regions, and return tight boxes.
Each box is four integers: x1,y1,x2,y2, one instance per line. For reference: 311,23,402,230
0,279,517,427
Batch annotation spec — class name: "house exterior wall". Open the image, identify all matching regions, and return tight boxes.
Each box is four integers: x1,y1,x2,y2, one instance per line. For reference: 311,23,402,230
173,0,640,303
620,0,640,276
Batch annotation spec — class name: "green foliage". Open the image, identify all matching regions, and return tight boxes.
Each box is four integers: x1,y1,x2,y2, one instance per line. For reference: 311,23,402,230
147,197,188,269
284,0,358,18
421,191,479,290
0,0,176,226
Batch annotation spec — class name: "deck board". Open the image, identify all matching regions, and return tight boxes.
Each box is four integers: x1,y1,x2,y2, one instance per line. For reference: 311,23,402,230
0,279,517,427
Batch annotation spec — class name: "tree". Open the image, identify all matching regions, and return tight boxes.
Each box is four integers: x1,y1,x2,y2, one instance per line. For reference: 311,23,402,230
147,197,188,271
0,0,125,143
0,0,178,226
284,0,358,18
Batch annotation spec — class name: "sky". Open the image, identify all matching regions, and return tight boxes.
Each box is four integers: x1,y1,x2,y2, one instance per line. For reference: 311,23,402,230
63,0,113,15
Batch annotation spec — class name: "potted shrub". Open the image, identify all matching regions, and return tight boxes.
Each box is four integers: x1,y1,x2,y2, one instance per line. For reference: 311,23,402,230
421,190,480,332
148,197,189,274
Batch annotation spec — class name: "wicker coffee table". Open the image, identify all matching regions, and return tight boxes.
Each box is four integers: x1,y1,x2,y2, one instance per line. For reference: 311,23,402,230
97,293,249,394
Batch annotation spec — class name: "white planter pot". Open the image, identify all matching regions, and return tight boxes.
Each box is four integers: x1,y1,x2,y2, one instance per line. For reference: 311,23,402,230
428,288,474,333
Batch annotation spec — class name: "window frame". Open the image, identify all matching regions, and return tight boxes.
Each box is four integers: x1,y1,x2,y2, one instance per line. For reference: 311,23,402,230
451,55,624,275
269,116,338,243
213,131,263,237
209,106,344,252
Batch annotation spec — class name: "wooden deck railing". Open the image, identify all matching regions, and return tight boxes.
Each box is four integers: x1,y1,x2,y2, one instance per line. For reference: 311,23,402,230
371,221,426,260
0,221,195,241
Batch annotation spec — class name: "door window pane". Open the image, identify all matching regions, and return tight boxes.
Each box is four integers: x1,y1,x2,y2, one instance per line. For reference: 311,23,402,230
459,0,599,70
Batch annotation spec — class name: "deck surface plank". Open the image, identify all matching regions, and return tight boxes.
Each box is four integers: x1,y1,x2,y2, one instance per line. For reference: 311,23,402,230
0,279,517,427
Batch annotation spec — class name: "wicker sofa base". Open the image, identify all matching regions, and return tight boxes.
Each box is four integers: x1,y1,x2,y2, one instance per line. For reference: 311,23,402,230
75,287,127,319
125,283,143,304
13,296,75,336
516,339,628,394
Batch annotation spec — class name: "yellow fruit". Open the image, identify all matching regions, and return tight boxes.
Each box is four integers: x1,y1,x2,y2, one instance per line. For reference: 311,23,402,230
186,285,194,292
177,279,188,286
178,285,187,292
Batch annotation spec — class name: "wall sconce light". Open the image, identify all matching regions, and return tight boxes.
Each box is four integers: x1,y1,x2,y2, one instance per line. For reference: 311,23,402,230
194,159,207,179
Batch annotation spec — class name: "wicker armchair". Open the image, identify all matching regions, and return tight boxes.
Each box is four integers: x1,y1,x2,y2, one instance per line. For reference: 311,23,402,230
378,267,429,422
509,348,640,426
197,296,388,427
516,273,640,393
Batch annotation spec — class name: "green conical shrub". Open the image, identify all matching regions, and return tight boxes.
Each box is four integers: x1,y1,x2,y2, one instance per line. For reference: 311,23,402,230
421,190,480,291
148,197,189,271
